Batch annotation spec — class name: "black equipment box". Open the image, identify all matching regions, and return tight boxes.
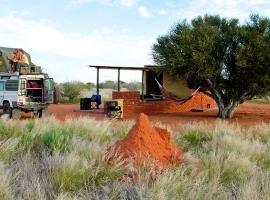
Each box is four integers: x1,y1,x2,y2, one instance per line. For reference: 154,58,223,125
80,98,91,110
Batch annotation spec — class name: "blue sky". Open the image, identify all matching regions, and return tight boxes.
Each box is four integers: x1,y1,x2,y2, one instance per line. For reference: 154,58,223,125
0,0,270,83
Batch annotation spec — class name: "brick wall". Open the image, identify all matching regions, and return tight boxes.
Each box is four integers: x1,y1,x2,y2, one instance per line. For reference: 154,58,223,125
111,91,216,117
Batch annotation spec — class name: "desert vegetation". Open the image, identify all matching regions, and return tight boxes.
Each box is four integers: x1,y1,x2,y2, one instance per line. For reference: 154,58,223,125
99,80,141,91
58,81,94,103
58,81,141,103
251,93,270,104
0,117,269,199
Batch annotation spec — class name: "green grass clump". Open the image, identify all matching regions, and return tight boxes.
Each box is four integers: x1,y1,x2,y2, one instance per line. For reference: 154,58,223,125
0,139,19,161
174,123,213,154
50,151,126,194
0,162,11,200
248,124,270,143
41,128,72,153
182,130,211,149
0,120,24,141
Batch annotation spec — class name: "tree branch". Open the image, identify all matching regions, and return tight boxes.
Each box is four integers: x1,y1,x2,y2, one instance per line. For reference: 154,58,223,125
202,91,214,98
206,78,214,88
206,78,224,105
239,90,251,103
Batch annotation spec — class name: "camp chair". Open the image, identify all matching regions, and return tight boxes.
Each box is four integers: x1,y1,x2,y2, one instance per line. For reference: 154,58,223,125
105,101,122,119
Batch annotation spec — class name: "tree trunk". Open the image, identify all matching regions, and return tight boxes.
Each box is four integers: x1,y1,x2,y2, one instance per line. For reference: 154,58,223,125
203,79,250,119
216,100,239,119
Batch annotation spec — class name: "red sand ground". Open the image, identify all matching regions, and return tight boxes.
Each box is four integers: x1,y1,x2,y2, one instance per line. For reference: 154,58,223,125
107,113,183,168
47,102,270,127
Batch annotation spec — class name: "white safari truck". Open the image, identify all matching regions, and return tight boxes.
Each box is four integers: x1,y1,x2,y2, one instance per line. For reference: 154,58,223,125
0,73,54,119
0,47,55,119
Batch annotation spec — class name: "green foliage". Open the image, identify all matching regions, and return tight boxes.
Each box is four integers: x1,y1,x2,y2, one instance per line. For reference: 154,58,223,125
26,120,35,132
251,95,270,104
0,139,19,162
174,124,213,154
152,14,270,118
100,80,119,90
59,81,94,103
0,122,23,141
224,158,254,185
58,168,92,192
182,130,211,152
100,80,141,91
17,131,36,152
41,128,72,153
0,163,11,200
53,159,125,193
123,81,141,91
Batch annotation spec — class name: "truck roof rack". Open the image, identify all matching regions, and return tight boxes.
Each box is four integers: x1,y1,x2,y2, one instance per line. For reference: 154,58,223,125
19,65,43,75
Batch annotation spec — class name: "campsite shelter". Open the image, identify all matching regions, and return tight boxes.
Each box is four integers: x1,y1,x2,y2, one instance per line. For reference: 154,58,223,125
89,65,216,117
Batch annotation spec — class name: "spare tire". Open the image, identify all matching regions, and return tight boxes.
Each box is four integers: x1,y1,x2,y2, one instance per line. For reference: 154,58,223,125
3,101,11,114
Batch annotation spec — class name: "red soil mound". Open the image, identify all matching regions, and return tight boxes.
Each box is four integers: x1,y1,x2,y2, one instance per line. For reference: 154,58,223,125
108,113,183,168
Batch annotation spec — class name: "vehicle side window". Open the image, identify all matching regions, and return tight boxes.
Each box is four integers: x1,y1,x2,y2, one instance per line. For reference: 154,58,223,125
45,79,54,90
0,82,4,91
5,80,19,91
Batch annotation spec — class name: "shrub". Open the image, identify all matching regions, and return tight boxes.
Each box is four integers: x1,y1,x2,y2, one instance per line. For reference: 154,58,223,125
99,80,141,91
59,81,93,103
41,128,72,153
174,123,213,154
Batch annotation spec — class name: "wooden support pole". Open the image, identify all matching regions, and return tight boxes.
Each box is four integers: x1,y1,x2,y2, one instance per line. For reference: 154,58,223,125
117,68,120,92
96,67,100,109
96,67,99,96
141,70,144,101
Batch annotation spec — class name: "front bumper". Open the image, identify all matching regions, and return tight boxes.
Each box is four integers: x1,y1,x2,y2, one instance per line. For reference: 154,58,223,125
17,102,48,111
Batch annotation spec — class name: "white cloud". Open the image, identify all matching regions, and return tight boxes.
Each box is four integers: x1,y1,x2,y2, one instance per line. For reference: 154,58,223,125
158,9,167,16
70,0,138,7
138,6,151,18
120,0,137,7
0,15,154,82
2,9,32,17
70,0,91,6
175,0,270,22
101,0,138,7
137,7,168,18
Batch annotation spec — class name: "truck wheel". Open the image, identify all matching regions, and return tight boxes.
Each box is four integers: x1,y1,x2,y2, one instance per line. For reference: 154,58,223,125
2,102,12,118
12,109,21,120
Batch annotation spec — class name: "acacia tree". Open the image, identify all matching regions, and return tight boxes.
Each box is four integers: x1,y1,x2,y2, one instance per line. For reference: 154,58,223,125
152,14,270,118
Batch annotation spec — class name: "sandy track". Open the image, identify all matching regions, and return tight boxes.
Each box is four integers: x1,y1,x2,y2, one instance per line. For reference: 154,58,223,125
47,102,270,127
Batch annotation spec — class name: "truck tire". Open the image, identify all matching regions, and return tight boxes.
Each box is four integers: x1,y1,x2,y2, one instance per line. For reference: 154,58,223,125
53,86,60,104
2,102,12,118
12,109,21,120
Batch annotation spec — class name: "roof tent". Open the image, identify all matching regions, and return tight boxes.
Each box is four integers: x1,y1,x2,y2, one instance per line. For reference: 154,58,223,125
0,47,32,73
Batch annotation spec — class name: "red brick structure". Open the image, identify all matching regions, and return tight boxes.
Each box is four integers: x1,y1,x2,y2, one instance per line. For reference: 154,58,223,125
112,91,216,117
